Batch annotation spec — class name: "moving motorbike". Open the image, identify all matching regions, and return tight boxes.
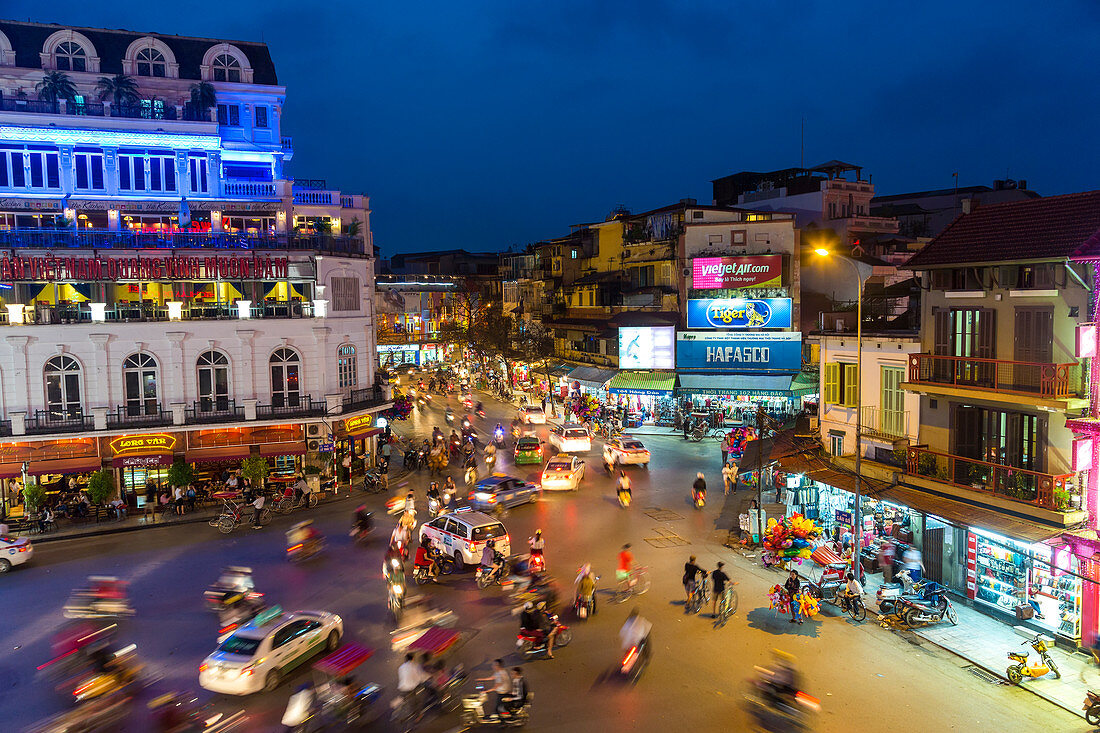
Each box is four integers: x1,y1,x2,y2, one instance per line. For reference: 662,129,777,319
69,644,143,703
390,664,467,730
619,634,650,683
413,551,456,585
617,487,632,508
476,561,507,590
63,577,135,619
350,509,374,544
744,663,820,733
517,614,573,657
1006,635,1060,684
387,576,406,622
692,488,706,509
493,426,507,449
460,685,531,728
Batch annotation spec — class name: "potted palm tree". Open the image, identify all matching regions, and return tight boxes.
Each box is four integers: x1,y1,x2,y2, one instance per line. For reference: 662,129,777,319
35,71,77,111
22,481,46,516
188,81,217,120
96,74,140,115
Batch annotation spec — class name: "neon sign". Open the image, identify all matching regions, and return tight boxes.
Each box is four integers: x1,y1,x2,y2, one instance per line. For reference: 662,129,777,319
0,254,289,282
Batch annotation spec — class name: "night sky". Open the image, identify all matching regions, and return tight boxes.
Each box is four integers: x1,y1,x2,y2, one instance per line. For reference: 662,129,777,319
7,1,1100,255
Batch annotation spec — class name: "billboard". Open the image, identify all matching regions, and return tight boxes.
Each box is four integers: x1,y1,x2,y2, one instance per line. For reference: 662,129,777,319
692,255,782,289
618,326,675,369
687,298,792,329
676,331,802,372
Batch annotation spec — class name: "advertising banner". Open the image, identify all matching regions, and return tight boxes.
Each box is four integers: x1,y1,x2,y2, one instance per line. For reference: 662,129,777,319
618,326,675,370
676,331,801,372
687,298,792,329
691,255,782,289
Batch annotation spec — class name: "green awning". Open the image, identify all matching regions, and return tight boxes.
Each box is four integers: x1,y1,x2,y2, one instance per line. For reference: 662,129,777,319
790,370,819,397
608,370,676,396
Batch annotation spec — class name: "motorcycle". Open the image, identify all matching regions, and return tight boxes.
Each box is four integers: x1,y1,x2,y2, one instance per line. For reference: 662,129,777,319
63,577,135,619
517,615,573,657
413,553,456,585
744,671,819,733
875,569,926,614
1006,635,1060,684
391,665,467,730
460,685,531,728
69,646,143,703
493,427,507,449
617,488,632,508
692,488,706,509
476,562,506,590
619,634,650,683
287,536,324,563
1083,690,1100,726
893,582,957,627
427,495,443,518
387,577,405,622
445,409,455,425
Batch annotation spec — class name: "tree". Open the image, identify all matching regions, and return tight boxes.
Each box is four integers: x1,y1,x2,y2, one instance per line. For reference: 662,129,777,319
86,470,115,506
188,81,217,113
35,71,77,106
346,217,362,238
96,74,140,108
22,481,46,513
515,320,557,399
240,456,270,489
167,459,194,489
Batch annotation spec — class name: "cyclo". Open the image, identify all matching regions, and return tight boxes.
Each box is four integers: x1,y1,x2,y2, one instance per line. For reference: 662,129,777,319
296,642,383,731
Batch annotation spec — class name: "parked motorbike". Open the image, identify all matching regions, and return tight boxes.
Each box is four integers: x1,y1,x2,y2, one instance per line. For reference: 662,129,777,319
893,582,957,627
1083,690,1100,726
1007,635,1060,684
460,685,531,728
517,615,573,657
875,569,928,614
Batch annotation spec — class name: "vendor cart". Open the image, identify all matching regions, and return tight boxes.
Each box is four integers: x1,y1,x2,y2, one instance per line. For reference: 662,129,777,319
306,642,383,730
799,546,849,601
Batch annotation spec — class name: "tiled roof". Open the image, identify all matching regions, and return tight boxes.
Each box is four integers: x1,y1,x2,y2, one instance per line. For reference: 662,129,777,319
905,191,1100,268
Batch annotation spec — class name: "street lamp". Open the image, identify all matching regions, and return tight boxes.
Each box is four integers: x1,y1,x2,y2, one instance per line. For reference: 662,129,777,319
815,248,867,579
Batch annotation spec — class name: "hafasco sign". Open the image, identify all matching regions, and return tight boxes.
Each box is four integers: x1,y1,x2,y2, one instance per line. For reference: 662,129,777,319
676,331,802,372
687,298,792,329
692,255,782,289
109,433,178,455
0,254,289,282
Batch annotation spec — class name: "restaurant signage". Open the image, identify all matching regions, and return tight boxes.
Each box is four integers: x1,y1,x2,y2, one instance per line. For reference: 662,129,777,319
115,454,174,467
0,254,289,282
344,414,374,436
691,255,783,289
686,298,792,329
109,433,178,455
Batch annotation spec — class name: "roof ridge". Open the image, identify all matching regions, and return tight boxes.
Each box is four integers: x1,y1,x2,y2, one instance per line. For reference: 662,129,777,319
0,18,270,48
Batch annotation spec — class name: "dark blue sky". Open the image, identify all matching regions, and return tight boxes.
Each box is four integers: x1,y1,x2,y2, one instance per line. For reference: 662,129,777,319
9,1,1100,255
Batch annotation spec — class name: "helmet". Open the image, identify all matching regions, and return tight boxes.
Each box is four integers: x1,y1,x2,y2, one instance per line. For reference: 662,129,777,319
524,602,533,611
697,472,704,479
534,530,542,538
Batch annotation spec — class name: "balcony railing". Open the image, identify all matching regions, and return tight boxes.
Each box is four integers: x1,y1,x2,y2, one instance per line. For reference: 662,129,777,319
26,409,94,435
111,104,177,120
905,446,1074,511
185,400,245,425
907,354,1081,399
343,387,388,413
7,300,315,326
860,406,909,441
293,190,337,206
224,181,278,198
106,405,172,429
281,137,293,151
0,228,366,256
257,396,326,419
0,98,60,114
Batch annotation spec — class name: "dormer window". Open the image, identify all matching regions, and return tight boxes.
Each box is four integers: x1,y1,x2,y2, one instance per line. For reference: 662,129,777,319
55,41,86,72
212,53,241,82
135,47,166,77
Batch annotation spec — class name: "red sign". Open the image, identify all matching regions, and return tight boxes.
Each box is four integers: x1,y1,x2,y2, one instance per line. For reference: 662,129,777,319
0,254,289,282
692,255,783,289
966,532,977,600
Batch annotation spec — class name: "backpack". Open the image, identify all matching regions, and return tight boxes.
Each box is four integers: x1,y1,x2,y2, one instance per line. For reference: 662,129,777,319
186,488,196,499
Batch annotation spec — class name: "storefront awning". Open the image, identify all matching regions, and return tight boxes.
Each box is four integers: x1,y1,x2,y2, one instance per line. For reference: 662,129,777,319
567,367,618,391
0,464,22,479
548,364,573,378
259,442,307,457
186,447,252,464
678,373,797,397
789,370,819,397
608,370,676,396
29,457,102,476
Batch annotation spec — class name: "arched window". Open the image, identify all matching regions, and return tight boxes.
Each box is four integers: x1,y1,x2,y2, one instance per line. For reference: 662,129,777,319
338,344,357,389
197,350,230,412
135,47,166,77
212,53,241,82
44,355,82,420
54,41,86,72
270,348,301,408
123,353,159,416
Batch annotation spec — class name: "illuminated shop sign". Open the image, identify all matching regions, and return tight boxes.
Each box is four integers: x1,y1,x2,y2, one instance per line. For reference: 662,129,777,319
344,414,374,435
618,326,675,370
687,298,792,329
0,254,289,282
676,331,802,372
109,433,178,455
691,255,782,289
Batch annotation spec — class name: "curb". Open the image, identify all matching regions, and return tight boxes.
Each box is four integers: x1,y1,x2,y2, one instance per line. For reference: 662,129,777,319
911,631,1086,720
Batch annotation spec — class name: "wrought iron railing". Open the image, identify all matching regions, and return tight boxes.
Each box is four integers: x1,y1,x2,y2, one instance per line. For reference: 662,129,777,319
0,228,366,255
26,409,94,434
185,400,245,425
256,396,325,419
907,354,1081,399
106,405,172,429
343,387,388,413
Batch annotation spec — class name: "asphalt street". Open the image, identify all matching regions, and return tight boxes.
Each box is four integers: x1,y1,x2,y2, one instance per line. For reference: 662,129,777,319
0,386,1085,732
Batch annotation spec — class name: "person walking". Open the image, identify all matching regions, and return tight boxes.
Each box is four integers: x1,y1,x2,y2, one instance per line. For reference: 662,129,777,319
721,431,732,465
250,492,266,530
712,562,731,617
722,462,735,496
682,555,705,606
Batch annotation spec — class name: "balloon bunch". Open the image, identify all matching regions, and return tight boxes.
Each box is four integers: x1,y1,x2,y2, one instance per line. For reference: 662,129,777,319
728,426,757,462
570,393,602,421
382,391,414,421
761,513,821,561
797,592,820,619
767,585,790,614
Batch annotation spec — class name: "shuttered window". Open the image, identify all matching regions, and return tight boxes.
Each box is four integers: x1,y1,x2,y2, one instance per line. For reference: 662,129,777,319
843,364,859,407
331,277,360,311
824,363,840,404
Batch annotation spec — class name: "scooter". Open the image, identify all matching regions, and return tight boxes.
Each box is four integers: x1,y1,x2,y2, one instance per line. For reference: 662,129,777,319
875,569,924,614
1082,690,1100,726
476,562,506,590
1006,635,1060,684
460,685,531,728
693,488,706,509
387,577,405,622
287,537,323,563
617,488,632,508
619,635,650,683
893,583,957,627
516,615,574,657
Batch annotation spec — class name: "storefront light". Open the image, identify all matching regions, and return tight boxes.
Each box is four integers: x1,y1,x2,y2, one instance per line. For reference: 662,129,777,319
6,303,25,324
89,303,107,323
236,300,252,319
313,299,328,318
376,417,388,429
167,301,183,322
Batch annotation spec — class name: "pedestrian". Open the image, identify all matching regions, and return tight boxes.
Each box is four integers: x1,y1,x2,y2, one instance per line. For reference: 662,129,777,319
878,540,896,583
683,555,704,606
540,395,546,412
381,440,393,463
712,562,731,617
173,484,184,515
722,462,735,495
186,484,197,511
902,546,924,583
250,492,265,529
721,432,730,465
378,456,390,489
784,569,803,624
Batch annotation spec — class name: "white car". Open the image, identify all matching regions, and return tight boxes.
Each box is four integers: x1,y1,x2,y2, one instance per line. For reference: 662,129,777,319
540,455,585,491
603,436,651,467
419,510,510,570
548,424,592,453
521,406,546,424
199,609,343,695
0,534,32,573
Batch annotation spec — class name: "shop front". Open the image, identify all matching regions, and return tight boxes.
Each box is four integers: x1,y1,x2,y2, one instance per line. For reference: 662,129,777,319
335,414,382,474
565,366,618,400
0,438,104,516
607,371,677,426
105,432,179,505
677,373,809,423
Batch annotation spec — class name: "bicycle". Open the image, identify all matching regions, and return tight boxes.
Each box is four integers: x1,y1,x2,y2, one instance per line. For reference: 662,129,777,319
714,584,740,628
613,566,651,603
835,592,867,622
687,575,711,614
275,490,319,514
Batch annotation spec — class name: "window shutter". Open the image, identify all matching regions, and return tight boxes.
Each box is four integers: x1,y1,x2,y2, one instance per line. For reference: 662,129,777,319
977,308,996,359
933,308,949,355
824,363,839,404
843,364,859,407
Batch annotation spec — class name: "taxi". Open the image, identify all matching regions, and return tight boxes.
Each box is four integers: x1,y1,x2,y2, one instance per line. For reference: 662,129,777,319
468,474,541,512
520,406,546,424
419,509,510,570
513,436,544,465
603,436,651,467
548,423,592,453
198,608,343,695
540,455,585,491
0,534,32,573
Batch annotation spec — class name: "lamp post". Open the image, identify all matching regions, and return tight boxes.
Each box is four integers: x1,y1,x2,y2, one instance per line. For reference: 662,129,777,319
815,248,867,578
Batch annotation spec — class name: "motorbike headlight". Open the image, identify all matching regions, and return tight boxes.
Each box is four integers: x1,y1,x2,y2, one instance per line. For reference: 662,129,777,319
393,585,404,595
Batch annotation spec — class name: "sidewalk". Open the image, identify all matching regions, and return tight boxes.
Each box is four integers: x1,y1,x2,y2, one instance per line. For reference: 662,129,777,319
873,580,1093,719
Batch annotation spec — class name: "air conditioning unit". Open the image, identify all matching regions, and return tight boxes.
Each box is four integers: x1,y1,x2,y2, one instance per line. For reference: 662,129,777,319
307,423,323,437
308,439,320,451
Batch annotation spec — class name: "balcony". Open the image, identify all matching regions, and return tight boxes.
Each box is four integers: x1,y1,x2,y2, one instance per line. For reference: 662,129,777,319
106,405,172,429
906,354,1082,404
282,137,293,152
184,400,245,425
293,189,338,206
860,406,909,441
343,386,389,413
25,409,94,435
257,396,326,419
224,181,278,198
0,98,211,123
0,229,367,256
6,300,316,327
905,446,1074,511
